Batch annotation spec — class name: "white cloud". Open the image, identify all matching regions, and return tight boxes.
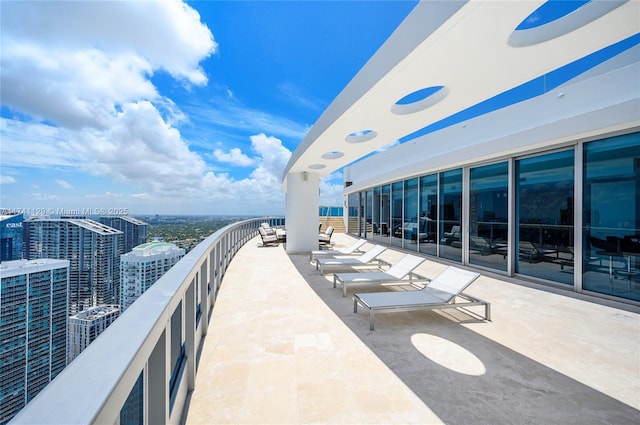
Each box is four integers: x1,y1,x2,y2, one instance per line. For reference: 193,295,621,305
56,179,74,190
0,1,217,203
0,175,17,185
1,0,216,130
213,148,256,167
0,1,329,215
1,0,216,84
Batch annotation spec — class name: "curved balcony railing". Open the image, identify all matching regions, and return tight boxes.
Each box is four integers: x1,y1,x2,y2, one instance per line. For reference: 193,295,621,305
10,216,285,425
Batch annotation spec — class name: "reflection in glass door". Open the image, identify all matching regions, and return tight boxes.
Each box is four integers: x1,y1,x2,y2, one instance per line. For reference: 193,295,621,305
364,189,373,240
391,182,403,248
403,178,419,251
516,150,574,284
583,133,640,301
439,169,462,262
372,186,381,242
469,162,509,271
380,184,391,244
419,174,438,257
347,193,359,234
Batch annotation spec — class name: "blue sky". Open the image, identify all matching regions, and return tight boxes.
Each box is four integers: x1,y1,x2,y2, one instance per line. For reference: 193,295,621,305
0,0,418,216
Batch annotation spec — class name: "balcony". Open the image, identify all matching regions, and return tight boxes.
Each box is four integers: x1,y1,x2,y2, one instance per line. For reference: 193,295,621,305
11,218,640,424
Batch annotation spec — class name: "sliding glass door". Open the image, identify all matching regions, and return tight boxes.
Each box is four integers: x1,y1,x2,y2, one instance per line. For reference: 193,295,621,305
469,162,508,271
516,150,574,284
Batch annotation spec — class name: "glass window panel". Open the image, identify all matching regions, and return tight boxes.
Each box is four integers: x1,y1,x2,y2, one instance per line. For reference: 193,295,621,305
120,371,143,425
403,178,419,251
372,187,382,241
359,192,366,237
583,132,640,301
419,174,438,256
439,169,462,262
391,182,404,248
364,190,373,240
347,193,359,234
381,184,391,243
469,162,509,271
516,150,574,283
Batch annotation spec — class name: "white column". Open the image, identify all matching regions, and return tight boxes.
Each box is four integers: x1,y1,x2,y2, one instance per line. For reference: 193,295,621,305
285,171,319,253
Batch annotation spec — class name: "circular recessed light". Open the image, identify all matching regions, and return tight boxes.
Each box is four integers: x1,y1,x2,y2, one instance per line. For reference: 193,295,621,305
321,151,344,160
508,0,627,47
308,164,326,170
391,86,448,115
345,129,377,143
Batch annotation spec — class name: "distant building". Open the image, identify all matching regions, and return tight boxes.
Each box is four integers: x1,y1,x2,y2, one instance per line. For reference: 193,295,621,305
0,214,23,262
23,218,123,314
98,216,148,254
0,259,69,424
67,305,119,364
120,241,185,311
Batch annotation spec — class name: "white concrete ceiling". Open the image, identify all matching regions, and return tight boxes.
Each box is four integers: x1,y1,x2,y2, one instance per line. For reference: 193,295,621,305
282,0,639,189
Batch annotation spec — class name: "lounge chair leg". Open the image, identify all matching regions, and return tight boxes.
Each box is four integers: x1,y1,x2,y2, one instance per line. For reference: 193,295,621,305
369,310,375,331
485,302,492,321
353,298,358,313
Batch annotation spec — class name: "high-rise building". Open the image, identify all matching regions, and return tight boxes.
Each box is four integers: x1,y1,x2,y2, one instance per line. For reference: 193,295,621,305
0,214,23,262
0,259,69,425
67,305,119,363
98,216,148,254
120,241,185,311
23,218,123,314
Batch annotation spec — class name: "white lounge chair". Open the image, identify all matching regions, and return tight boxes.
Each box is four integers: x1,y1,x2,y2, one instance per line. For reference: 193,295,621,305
258,227,279,246
333,254,427,296
315,244,386,274
353,266,489,330
309,239,367,260
260,222,276,235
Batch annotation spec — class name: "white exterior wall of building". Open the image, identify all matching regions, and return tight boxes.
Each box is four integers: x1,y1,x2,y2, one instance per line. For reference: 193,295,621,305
120,242,185,311
285,171,320,253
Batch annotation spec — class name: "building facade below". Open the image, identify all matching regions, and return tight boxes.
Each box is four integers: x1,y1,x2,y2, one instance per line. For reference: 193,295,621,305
67,305,120,364
23,218,123,314
0,259,69,425
0,214,23,262
120,241,185,311
98,216,148,255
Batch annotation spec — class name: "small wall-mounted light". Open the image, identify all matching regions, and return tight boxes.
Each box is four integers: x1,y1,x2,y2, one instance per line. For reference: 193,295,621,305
302,172,308,181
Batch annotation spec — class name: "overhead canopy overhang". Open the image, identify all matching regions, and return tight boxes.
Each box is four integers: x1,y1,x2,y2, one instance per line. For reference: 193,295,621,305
282,0,640,190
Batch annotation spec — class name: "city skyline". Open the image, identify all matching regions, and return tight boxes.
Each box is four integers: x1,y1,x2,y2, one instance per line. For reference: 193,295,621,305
0,0,417,216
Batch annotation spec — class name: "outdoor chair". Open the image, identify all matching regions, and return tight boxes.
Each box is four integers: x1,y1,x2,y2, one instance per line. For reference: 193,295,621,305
353,266,489,330
309,238,367,260
469,236,497,256
260,222,277,236
315,244,386,274
258,226,279,246
333,254,427,296
318,226,334,245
